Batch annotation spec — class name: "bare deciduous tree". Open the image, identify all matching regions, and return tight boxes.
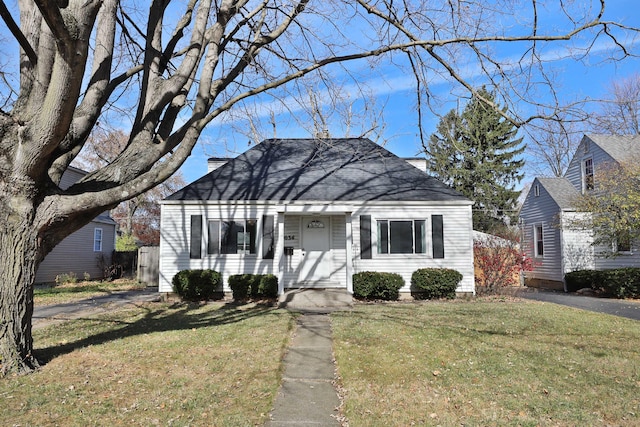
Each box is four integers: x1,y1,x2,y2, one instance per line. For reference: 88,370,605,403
524,117,585,177
0,0,638,374
75,128,186,246
591,73,640,135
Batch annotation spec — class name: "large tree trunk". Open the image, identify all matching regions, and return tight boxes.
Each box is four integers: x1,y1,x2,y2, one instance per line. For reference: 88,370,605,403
0,195,40,375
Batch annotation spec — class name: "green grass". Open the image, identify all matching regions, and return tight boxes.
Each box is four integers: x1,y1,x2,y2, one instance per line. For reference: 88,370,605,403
331,299,640,426
34,279,147,305
4,297,640,426
1,302,295,426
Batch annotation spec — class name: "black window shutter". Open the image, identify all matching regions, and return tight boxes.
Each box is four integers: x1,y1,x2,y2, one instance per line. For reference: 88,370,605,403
432,215,444,259
262,215,275,259
190,215,202,259
207,220,220,255
360,215,372,259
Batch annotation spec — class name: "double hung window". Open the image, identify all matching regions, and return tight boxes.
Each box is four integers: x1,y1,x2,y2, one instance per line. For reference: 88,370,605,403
534,224,544,257
616,231,632,253
377,220,426,254
208,220,257,255
583,158,594,192
93,228,103,252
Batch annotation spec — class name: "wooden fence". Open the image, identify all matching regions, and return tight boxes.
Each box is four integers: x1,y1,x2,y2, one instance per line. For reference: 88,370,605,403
137,246,159,286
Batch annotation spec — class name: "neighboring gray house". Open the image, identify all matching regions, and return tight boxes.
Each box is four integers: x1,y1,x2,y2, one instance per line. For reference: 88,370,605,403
519,134,640,290
159,138,475,295
35,167,117,283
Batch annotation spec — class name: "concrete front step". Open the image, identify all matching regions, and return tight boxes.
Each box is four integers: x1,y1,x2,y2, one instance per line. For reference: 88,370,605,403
278,288,353,313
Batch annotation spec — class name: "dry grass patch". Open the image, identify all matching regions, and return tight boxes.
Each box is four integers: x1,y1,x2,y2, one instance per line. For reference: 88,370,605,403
1,302,295,426
34,279,147,305
332,300,640,426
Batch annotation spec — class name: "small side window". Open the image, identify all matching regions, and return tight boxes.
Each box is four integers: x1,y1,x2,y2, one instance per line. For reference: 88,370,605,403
94,228,103,252
534,224,544,257
583,158,594,192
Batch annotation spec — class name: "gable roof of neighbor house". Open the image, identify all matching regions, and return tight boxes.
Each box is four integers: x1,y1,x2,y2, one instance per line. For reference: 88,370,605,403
535,177,579,210
167,138,470,203
585,134,640,163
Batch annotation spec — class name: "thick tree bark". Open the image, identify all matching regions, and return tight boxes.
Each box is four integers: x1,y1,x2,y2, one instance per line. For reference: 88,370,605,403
0,192,40,375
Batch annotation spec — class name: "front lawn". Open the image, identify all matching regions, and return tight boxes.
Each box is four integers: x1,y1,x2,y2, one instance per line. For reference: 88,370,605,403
3,297,639,426
34,279,147,305
332,299,640,426
0,302,295,427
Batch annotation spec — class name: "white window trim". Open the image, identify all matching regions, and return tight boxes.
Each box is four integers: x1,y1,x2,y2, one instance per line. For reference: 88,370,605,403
206,219,258,256
375,218,427,256
613,236,633,255
94,228,103,252
582,157,594,193
534,223,544,258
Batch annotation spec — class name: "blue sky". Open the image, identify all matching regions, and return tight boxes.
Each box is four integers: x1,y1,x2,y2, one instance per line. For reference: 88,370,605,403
178,1,640,187
1,1,638,188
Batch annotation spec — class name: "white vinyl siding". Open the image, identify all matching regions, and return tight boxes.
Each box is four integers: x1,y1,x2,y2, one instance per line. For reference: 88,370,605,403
160,201,475,295
353,204,474,294
560,212,594,273
159,204,278,293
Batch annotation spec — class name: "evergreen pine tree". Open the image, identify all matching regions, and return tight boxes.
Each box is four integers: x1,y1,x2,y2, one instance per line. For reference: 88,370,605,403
426,88,525,233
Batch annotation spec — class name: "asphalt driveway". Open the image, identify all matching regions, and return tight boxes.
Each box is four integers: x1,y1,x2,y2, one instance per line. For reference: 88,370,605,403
518,289,640,321
33,288,161,329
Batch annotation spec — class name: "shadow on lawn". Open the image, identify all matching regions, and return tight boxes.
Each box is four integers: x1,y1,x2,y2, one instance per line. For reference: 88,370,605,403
35,301,282,366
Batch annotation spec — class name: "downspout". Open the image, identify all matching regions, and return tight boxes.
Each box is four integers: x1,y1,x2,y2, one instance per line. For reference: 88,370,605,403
560,210,568,293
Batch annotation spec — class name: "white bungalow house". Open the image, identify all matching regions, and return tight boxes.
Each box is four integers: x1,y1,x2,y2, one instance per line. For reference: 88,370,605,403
519,134,640,290
35,166,117,283
159,138,475,296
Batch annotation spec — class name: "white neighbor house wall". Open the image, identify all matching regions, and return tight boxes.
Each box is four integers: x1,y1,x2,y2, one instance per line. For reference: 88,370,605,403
159,200,474,295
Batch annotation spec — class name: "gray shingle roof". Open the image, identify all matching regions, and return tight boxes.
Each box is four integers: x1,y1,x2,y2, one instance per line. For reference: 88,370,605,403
167,138,469,202
536,177,579,210
587,134,640,163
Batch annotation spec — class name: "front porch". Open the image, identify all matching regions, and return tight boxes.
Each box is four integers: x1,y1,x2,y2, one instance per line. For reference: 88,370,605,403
275,206,354,295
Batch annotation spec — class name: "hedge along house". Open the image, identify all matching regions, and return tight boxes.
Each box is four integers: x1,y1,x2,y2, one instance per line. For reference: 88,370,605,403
159,138,475,296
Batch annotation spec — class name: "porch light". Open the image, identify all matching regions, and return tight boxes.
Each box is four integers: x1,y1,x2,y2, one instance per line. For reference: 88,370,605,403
307,219,325,229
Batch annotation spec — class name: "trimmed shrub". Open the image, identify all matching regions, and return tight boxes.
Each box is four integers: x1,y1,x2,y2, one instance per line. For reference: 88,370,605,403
229,274,251,300
172,269,222,301
565,268,640,298
564,270,600,292
411,268,463,300
353,271,404,300
229,274,279,300
258,274,279,298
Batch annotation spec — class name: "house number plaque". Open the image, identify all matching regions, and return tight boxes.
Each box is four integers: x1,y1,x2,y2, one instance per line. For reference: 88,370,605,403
284,235,295,241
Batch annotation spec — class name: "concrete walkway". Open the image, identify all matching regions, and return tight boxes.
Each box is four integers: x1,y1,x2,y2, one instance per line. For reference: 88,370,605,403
266,314,342,426
266,289,353,426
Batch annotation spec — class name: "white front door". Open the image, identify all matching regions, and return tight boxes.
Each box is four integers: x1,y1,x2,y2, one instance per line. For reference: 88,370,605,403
299,217,332,285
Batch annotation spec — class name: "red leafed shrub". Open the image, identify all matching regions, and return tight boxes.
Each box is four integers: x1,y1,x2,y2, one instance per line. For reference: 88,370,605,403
474,236,535,295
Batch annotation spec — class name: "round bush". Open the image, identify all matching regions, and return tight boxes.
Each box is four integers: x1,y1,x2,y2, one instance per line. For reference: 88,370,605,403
258,274,279,298
172,269,222,300
353,271,404,300
411,268,462,300
228,274,251,300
